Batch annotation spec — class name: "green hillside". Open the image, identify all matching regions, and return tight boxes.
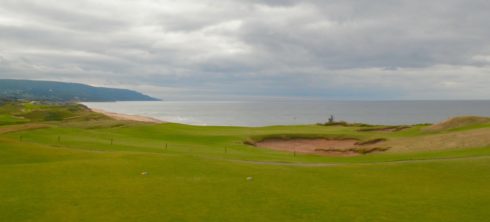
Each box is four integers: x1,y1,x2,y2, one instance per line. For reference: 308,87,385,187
0,102,489,221
0,79,159,102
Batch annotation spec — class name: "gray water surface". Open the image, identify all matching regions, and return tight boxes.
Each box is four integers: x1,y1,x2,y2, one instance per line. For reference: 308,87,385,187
83,100,490,126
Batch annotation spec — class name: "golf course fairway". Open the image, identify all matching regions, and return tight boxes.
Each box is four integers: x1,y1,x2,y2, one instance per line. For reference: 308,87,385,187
1,102,489,221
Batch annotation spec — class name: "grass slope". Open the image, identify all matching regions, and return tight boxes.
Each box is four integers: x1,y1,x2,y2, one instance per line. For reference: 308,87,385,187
1,103,489,221
426,116,490,132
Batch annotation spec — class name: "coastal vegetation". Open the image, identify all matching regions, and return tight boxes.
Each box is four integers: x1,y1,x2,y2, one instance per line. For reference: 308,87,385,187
1,102,489,221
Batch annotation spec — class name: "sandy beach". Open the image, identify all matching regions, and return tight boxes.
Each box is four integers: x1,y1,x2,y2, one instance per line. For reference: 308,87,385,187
90,108,164,123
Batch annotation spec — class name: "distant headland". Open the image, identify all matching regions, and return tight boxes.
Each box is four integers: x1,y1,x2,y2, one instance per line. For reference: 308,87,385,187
0,79,159,102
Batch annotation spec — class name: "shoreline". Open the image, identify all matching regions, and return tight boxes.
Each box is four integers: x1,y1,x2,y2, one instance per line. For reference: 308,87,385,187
90,108,164,123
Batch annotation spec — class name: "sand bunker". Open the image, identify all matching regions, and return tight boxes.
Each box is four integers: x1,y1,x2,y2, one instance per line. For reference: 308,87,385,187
254,138,388,156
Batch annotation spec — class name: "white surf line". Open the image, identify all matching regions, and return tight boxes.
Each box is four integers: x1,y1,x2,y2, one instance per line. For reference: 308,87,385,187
89,108,164,123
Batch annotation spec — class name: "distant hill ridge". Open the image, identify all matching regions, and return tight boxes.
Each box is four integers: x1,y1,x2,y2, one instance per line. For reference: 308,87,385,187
0,79,159,102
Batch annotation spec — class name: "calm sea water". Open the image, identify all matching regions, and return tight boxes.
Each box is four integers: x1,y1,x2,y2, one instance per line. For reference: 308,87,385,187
83,100,490,126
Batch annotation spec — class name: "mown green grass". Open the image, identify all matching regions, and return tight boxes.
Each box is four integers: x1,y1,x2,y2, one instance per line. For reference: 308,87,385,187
1,103,490,221
0,115,29,125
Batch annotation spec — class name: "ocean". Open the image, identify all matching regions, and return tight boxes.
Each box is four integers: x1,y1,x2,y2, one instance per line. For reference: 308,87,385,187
82,100,490,126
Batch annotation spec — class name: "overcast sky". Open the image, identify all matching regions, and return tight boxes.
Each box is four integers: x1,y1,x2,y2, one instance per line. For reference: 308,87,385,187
1,0,489,100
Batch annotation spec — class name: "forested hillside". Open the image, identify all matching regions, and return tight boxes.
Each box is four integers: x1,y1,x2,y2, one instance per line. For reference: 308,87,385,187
0,79,159,102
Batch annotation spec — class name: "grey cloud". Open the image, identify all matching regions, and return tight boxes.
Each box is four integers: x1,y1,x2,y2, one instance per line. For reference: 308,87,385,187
0,0,128,32
0,0,490,99
239,0,490,69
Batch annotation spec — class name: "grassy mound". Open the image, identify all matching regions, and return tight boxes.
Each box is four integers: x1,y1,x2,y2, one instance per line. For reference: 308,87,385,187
0,101,108,124
426,116,490,132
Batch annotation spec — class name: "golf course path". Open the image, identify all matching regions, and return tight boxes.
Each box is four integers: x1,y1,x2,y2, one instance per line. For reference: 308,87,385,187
229,155,490,167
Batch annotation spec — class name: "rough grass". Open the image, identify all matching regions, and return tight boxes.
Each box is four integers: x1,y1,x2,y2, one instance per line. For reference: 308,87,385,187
426,116,490,132
244,133,361,146
358,125,411,132
0,101,108,123
315,146,390,154
355,138,387,145
383,127,490,152
1,103,490,221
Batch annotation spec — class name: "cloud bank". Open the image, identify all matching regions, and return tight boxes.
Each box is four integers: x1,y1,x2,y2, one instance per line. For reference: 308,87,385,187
1,0,489,99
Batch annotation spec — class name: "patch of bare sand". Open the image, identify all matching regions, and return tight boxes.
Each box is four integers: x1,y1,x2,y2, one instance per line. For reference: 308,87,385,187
90,108,164,123
256,138,361,156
